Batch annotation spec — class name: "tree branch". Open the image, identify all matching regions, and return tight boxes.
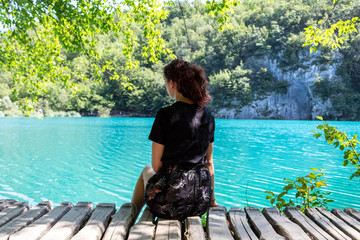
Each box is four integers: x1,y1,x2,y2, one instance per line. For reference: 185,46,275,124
345,134,360,163
23,0,93,59
177,0,192,50
32,26,41,41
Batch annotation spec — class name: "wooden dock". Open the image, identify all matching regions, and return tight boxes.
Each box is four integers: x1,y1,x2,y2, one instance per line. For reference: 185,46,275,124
1,199,360,240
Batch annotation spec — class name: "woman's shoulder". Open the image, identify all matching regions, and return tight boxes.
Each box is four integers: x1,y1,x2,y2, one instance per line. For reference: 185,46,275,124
203,106,215,119
155,104,173,119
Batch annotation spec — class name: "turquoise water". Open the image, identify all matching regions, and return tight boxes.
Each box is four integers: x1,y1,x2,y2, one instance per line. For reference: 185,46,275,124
0,118,359,210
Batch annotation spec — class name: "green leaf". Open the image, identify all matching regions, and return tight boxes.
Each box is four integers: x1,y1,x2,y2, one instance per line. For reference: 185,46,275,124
284,179,295,184
265,191,274,196
283,184,294,191
278,192,286,198
308,172,317,180
316,116,324,121
315,182,327,188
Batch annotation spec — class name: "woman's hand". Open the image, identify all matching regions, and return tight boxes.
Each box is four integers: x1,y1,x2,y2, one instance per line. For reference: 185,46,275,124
210,199,219,207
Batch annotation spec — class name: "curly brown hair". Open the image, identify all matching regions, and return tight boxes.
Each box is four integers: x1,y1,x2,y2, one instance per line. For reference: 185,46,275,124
164,59,211,107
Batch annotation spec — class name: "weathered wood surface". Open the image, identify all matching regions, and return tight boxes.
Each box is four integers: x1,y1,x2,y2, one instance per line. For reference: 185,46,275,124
41,202,94,240
317,207,360,240
0,201,52,240
228,207,258,240
344,208,360,222
184,216,206,240
1,198,360,240
207,206,233,240
284,206,335,240
155,218,182,240
71,203,116,240
305,207,351,240
0,202,30,228
0,200,17,212
9,202,73,240
262,207,311,240
128,208,155,240
245,207,285,240
102,203,136,240
331,208,360,233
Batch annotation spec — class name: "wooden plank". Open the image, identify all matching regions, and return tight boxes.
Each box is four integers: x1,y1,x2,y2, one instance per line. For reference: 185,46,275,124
102,203,137,240
128,208,155,240
71,203,116,240
284,206,335,240
305,207,351,240
40,202,94,240
155,218,181,240
244,206,285,240
331,209,360,233
184,216,206,240
0,200,17,212
344,208,360,222
316,207,360,240
0,202,30,228
0,201,52,240
9,202,73,240
207,206,233,240
262,207,311,240
228,208,258,240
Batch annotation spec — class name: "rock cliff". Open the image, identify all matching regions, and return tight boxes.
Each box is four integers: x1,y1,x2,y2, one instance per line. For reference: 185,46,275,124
214,51,342,120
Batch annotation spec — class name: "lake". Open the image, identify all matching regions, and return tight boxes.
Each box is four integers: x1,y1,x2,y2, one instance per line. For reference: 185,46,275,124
0,117,359,210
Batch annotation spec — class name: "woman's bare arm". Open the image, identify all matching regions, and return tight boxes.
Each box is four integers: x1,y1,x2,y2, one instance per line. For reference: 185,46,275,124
205,142,219,207
152,142,164,172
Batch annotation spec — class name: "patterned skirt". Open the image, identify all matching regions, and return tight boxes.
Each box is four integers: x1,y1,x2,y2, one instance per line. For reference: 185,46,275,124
144,164,212,220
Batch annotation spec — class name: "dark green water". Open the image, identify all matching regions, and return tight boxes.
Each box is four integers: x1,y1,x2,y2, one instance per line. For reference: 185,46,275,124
0,118,359,210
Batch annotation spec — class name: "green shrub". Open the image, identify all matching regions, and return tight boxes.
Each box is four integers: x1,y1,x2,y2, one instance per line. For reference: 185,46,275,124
210,65,252,108
0,96,15,111
265,168,333,213
314,116,360,179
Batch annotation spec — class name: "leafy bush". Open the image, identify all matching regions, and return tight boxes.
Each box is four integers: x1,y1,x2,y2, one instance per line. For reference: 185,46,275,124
3,108,23,117
314,116,360,179
312,76,341,101
0,96,15,111
210,65,252,108
265,168,333,213
0,83,11,98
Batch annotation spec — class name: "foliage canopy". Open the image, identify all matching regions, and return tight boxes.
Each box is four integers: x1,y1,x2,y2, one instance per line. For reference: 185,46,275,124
0,0,174,115
0,0,359,117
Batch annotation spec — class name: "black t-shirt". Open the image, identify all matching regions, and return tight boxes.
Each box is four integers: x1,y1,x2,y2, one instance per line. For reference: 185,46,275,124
149,101,215,167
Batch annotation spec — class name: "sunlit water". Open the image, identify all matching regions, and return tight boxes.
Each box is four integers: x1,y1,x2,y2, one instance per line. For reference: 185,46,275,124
0,118,359,210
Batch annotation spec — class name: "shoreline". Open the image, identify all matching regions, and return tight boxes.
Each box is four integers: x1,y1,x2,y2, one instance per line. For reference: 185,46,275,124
0,115,359,121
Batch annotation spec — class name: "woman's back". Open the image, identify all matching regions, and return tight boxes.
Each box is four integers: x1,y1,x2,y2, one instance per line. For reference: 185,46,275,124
149,101,215,168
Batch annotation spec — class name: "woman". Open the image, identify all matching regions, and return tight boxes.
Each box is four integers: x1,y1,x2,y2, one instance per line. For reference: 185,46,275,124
131,59,218,220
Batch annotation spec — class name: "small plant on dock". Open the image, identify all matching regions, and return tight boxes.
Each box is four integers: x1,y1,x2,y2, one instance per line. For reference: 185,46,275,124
313,116,360,179
201,212,207,227
265,168,333,213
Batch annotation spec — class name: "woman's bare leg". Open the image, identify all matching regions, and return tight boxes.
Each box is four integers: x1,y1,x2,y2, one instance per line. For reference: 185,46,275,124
131,165,155,218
